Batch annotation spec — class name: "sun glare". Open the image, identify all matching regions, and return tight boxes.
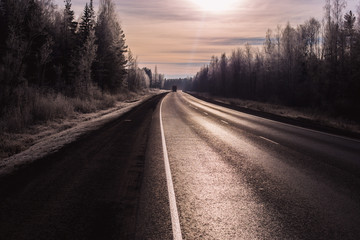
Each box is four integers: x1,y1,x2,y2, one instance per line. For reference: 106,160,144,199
190,0,237,12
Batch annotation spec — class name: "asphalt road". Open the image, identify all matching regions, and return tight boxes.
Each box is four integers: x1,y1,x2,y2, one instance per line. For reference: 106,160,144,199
136,91,360,239
1,91,359,239
0,93,166,240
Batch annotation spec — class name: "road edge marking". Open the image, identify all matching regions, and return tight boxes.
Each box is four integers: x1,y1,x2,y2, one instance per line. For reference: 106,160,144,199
160,96,183,240
182,92,360,143
259,136,279,145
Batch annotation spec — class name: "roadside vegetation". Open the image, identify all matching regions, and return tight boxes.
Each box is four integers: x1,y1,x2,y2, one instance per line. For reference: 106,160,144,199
185,0,360,124
0,0,166,132
188,92,360,135
0,0,166,158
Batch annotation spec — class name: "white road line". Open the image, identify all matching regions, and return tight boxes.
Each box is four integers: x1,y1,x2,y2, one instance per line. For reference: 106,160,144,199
259,136,279,145
183,92,360,143
203,112,208,115
159,96,183,240
221,120,229,125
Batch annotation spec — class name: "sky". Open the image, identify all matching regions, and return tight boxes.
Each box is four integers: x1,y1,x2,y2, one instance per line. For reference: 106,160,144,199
55,0,359,78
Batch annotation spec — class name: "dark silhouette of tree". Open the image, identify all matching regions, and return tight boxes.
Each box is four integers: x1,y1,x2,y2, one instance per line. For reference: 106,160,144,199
344,11,356,65
0,0,155,131
143,67,152,87
189,0,360,121
163,78,192,91
79,0,95,44
75,0,97,97
94,0,128,93
61,0,78,88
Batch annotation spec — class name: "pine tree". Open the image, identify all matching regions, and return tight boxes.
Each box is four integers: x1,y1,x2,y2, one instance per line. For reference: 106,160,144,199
94,0,128,92
344,11,356,58
62,0,77,87
79,1,95,43
75,0,98,96
79,3,90,41
64,0,77,36
89,0,95,23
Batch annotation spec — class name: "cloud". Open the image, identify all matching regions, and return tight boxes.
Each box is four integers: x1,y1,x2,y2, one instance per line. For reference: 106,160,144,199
199,37,265,46
114,0,204,22
138,61,206,78
59,0,359,77
141,61,208,67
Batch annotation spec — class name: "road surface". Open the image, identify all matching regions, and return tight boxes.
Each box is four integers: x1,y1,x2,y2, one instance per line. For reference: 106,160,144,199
136,91,360,239
0,93,165,239
0,91,359,239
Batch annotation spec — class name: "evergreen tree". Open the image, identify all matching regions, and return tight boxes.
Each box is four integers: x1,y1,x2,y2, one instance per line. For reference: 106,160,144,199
143,67,152,87
344,11,356,60
75,0,97,97
64,0,77,36
62,0,78,87
94,0,127,92
79,0,95,43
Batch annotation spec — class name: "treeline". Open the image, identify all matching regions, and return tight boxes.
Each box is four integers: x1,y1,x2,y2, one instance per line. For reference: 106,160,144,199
163,78,192,91
190,0,360,120
144,65,165,89
0,0,159,131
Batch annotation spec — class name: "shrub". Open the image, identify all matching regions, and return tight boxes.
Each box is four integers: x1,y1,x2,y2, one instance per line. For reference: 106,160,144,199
32,92,74,122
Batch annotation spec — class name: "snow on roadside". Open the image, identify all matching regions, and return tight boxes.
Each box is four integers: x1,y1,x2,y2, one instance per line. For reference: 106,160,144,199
0,90,166,176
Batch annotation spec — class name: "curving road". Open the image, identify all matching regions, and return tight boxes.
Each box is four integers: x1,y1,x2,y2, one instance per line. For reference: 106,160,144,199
136,91,360,239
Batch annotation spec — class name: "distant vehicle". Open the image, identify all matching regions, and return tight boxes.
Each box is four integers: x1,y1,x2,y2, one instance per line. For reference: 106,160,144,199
172,85,177,92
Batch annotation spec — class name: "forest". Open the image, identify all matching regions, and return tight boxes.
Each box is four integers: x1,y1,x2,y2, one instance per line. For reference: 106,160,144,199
188,0,360,121
0,0,164,132
2,0,360,134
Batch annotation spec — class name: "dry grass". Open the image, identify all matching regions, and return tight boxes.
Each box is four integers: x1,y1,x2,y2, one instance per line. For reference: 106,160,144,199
0,87,120,132
0,90,74,132
0,87,157,159
191,92,360,134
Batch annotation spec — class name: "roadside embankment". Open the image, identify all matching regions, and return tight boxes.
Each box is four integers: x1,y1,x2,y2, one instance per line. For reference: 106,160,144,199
0,90,167,175
186,92,360,140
